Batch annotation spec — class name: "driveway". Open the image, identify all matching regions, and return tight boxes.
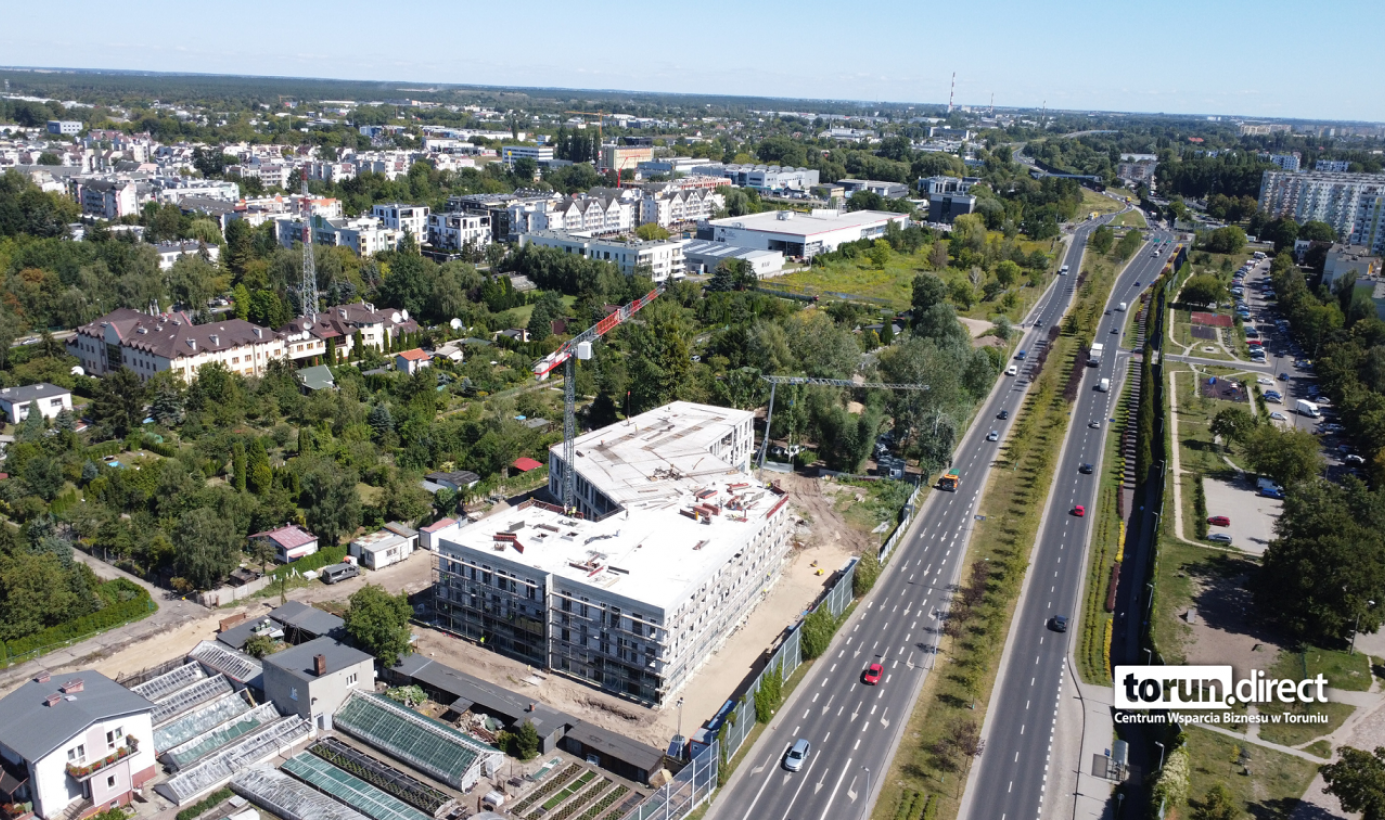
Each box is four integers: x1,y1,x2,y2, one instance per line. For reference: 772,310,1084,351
1202,474,1281,556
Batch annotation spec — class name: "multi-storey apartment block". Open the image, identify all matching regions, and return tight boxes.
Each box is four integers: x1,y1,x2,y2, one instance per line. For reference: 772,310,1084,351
1258,170,1385,249
433,402,792,704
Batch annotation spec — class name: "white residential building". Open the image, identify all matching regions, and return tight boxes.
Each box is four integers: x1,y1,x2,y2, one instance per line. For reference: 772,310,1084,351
502,145,554,165
371,203,430,240
276,301,420,361
275,215,403,256
427,212,492,251
47,120,83,136
0,382,73,424
1258,170,1385,248
639,186,725,228
520,231,684,281
0,671,158,820
690,163,820,192
433,401,792,704
154,241,221,271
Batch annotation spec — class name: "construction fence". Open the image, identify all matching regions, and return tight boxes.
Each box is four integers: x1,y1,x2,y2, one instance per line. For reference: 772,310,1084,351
878,483,925,564
617,557,860,820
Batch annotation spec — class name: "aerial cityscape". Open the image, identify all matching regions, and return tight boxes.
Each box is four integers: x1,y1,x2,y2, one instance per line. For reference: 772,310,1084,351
0,5,1383,820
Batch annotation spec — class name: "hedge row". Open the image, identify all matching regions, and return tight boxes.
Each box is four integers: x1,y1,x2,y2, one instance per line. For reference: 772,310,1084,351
2,588,155,660
1192,477,1208,539
269,544,349,580
891,791,937,820
175,787,233,820
142,435,179,458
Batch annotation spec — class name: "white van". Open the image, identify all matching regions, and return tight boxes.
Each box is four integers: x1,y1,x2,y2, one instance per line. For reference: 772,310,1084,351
1098,378,1110,392
1117,302,1127,312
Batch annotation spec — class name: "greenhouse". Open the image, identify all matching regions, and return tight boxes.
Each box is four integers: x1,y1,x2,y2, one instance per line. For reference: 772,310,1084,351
163,703,282,770
155,716,312,805
153,690,253,752
130,662,205,701
188,640,264,688
307,739,454,817
282,753,433,820
232,766,370,820
333,692,503,792
152,674,234,725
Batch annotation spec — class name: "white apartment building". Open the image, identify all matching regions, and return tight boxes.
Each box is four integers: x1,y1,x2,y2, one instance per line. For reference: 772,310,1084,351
636,157,716,177
434,402,792,704
1258,170,1385,247
47,120,83,136
371,203,430,240
153,178,241,204
275,215,403,256
154,241,221,271
0,672,158,820
639,186,725,228
227,161,294,190
520,231,683,281
76,179,139,219
427,212,492,251
502,145,555,165
67,309,287,383
306,160,357,184
277,301,420,361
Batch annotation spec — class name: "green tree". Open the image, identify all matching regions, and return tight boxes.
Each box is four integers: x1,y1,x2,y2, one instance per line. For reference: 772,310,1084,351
1179,274,1226,308
1241,425,1324,487
171,507,241,590
513,720,541,760
1209,406,1255,448
231,439,247,492
911,273,949,323
1089,225,1115,255
1202,226,1247,255
635,223,670,241
800,607,836,660
853,548,881,596
1114,229,1144,261
1192,783,1239,820
246,439,272,496
91,368,147,439
301,462,361,545
368,402,395,443
243,633,277,658
344,584,413,666
14,403,46,443
994,259,1021,287
1322,746,1385,820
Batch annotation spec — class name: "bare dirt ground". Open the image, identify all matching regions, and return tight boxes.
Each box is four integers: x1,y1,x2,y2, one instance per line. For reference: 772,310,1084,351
958,317,995,338
1178,561,1283,690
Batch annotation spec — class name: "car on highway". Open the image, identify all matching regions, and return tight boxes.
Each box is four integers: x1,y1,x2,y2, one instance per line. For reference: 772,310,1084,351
1133,281,1140,287
1088,420,1101,429
1079,463,1094,474
784,739,811,772
1006,365,1018,376
1110,326,1119,334
1270,411,1288,420
1208,515,1230,527
986,430,1000,442
1208,533,1233,544
997,409,1009,420
1015,350,1028,360
1072,505,1086,517
1050,615,1069,632
863,663,883,686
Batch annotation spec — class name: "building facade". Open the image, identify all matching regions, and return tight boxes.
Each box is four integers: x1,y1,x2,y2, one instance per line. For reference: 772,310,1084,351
370,203,430,240
519,231,684,281
262,639,375,732
690,163,820,192
426,212,492,250
502,146,554,165
706,209,910,259
433,402,791,704
1258,170,1385,250
66,309,287,383
0,383,72,424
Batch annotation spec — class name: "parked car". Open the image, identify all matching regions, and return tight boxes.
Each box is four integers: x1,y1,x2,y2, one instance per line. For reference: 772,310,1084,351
1346,454,1367,465
321,563,360,584
1207,515,1230,527
1270,411,1288,420
1208,533,1233,544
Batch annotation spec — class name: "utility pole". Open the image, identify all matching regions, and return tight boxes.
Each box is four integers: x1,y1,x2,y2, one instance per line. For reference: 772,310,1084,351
947,72,956,115
299,169,318,321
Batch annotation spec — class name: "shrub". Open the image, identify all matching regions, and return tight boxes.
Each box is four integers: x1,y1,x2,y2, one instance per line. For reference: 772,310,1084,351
175,788,232,820
1193,478,1208,539
269,544,349,579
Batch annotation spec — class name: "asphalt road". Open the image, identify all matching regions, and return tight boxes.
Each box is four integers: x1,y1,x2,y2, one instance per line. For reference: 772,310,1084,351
705,210,1127,820
962,231,1174,820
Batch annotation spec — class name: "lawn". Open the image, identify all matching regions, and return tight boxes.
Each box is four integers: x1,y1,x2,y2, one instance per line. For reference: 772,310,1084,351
1110,209,1148,229
1149,537,1258,666
1081,188,1123,218
1181,726,1319,818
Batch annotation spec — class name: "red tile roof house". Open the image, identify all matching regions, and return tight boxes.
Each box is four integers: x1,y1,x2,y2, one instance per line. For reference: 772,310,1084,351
394,349,432,375
250,525,320,563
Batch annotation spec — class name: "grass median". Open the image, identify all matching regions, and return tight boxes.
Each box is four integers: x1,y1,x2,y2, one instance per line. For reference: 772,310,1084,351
872,258,1122,819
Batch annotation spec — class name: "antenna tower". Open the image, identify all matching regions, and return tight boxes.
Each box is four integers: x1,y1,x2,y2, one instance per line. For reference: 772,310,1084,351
990,93,994,116
947,73,956,115
299,169,318,320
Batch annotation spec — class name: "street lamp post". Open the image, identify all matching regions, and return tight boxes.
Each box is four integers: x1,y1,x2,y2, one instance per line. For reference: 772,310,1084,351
860,766,872,820
1155,741,1166,772
675,697,685,757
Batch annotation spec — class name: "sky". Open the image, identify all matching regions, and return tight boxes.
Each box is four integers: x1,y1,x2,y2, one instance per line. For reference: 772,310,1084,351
4,0,1383,122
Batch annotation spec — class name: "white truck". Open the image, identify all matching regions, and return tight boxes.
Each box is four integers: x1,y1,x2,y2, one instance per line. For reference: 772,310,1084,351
1295,399,1322,418
1098,378,1110,392
1088,343,1104,366
1117,301,1128,312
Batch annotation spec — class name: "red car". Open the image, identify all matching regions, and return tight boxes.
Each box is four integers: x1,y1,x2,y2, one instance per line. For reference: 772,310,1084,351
1072,505,1086,517
1208,515,1230,527
863,663,883,685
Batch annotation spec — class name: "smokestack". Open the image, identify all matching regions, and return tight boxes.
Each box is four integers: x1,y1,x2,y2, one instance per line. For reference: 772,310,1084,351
314,654,327,676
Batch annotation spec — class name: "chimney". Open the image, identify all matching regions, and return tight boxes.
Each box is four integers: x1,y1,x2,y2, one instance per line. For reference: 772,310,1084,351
314,654,327,676
61,678,84,694
34,670,51,684
45,694,62,707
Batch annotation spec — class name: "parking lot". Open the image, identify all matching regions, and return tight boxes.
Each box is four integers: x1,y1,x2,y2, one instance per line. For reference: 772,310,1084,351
1201,474,1281,556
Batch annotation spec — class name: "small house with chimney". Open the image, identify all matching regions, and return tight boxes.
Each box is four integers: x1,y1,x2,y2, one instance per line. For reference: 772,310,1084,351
261,638,374,732
0,671,157,820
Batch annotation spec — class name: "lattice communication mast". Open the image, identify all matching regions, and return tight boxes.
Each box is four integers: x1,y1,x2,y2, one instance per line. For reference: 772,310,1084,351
299,169,318,320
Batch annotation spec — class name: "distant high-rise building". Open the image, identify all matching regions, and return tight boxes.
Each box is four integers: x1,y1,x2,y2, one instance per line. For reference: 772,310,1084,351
1258,170,1385,255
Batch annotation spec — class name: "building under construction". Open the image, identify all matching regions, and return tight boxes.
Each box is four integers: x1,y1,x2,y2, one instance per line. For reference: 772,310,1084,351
433,402,791,704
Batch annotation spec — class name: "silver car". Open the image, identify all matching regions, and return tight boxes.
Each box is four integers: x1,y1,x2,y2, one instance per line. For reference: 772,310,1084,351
783,738,811,772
